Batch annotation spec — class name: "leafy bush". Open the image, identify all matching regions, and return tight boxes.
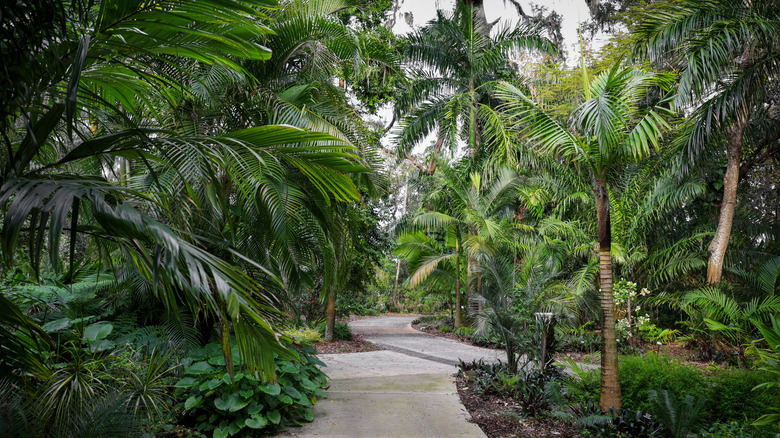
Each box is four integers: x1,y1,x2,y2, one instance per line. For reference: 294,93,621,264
589,353,780,428
578,407,661,438
455,326,475,339
617,353,706,416
281,328,321,345
458,359,558,416
706,370,780,425
649,389,706,438
173,343,327,437
698,421,780,438
316,322,353,341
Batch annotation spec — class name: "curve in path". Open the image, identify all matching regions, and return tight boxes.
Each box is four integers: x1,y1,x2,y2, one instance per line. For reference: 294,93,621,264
276,315,503,438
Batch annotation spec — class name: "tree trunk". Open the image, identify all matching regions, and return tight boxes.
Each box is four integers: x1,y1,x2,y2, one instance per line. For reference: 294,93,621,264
595,177,621,411
324,287,336,342
393,173,410,308
455,236,462,328
706,118,746,284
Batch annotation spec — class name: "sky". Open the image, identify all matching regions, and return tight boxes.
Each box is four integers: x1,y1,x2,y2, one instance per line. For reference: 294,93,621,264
387,0,596,57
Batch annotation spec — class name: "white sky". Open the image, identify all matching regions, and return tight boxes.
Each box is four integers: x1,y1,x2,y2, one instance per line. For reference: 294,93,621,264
389,0,595,56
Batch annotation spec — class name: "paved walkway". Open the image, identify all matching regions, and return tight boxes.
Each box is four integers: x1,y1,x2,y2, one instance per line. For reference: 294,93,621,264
276,316,503,438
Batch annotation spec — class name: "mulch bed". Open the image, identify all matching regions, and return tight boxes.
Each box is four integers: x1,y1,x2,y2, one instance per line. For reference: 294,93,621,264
314,333,383,354
456,374,578,438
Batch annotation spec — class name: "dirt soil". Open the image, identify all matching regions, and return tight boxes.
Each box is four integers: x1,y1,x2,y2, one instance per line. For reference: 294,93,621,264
456,374,578,438
315,334,382,354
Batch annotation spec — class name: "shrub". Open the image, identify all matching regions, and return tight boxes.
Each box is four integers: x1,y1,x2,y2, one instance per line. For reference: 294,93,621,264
173,343,327,437
439,325,452,333
281,328,321,345
705,370,780,425
455,326,475,339
316,322,353,341
698,421,780,438
617,353,706,416
590,353,780,428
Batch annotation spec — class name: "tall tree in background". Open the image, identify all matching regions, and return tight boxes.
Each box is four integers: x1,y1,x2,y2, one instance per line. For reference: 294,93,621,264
496,64,676,410
635,0,780,284
395,1,555,173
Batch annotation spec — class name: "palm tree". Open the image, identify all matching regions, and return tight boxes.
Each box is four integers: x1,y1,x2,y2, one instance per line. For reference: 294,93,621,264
395,2,555,173
399,164,521,327
0,0,369,380
495,63,676,410
634,0,780,284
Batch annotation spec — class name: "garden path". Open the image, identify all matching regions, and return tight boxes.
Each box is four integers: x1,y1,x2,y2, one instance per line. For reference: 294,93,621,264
276,315,502,437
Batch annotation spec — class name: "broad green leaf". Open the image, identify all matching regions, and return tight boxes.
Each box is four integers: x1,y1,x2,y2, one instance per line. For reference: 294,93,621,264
267,409,281,425
185,361,214,375
83,322,113,342
245,414,268,429
175,377,198,388
214,392,250,412
284,386,302,399
258,383,281,396
300,408,314,422
42,318,71,332
185,395,202,410
213,425,229,438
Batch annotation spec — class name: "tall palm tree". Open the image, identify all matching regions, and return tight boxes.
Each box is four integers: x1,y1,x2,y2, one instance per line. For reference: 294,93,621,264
634,0,780,284
495,63,676,410
0,0,369,380
395,2,555,173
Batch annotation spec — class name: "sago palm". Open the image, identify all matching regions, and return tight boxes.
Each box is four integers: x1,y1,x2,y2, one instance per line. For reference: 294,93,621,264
495,63,676,410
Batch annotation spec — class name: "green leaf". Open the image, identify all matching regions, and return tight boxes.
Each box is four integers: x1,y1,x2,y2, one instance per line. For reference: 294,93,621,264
267,410,281,425
175,377,198,388
82,322,113,342
239,389,254,398
213,425,229,438
209,377,223,390
284,386,302,399
247,401,263,415
280,364,297,374
244,414,268,429
42,318,71,332
214,392,250,412
300,408,314,422
258,383,281,395
185,395,202,410
185,361,215,375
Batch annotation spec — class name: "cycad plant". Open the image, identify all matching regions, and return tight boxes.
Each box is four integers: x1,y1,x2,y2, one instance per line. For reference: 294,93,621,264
495,62,676,410
649,389,706,438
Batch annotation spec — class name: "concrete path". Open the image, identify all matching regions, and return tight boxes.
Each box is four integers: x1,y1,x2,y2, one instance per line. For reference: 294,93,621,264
276,316,503,438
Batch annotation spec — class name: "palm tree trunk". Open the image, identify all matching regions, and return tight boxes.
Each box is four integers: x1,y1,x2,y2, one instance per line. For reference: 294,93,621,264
707,118,746,284
393,173,410,309
455,236,462,328
595,177,621,411
324,287,336,342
